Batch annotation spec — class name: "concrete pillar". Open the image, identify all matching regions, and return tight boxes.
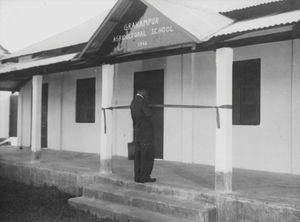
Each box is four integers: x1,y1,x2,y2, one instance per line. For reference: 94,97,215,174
17,91,23,147
100,64,114,174
215,48,233,192
31,75,43,162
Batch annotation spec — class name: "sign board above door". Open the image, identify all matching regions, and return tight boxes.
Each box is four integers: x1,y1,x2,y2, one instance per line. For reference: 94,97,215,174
103,3,196,56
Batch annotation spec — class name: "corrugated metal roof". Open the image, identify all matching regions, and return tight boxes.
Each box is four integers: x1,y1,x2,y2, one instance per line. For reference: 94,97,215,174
0,53,77,74
79,0,133,55
0,0,293,61
0,45,10,57
143,0,233,41
214,9,300,37
218,0,287,13
2,11,109,60
81,0,233,56
155,0,286,13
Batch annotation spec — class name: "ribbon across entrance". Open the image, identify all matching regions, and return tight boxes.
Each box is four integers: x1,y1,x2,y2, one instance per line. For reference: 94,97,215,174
101,104,232,134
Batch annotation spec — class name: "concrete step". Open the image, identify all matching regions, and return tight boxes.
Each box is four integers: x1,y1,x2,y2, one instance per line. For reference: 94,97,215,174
94,174,216,203
83,183,216,221
69,197,201,222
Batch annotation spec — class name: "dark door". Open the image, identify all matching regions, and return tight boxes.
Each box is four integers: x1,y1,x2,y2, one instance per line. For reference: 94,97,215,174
41,83,48,148
9,94,18,137
134,70,164,159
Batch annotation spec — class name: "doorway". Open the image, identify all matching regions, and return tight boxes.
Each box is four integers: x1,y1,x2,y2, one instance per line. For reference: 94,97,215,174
41,83,48,148
134,69,164,159
9,94,18,137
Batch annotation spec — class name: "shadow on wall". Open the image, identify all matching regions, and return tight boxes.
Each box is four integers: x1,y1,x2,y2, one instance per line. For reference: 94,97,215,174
0,137,18,146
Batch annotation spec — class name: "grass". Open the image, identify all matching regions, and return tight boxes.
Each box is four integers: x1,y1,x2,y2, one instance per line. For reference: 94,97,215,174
0,177,115,222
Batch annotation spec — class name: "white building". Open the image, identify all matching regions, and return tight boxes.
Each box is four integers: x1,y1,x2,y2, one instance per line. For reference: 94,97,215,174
0,91,10,139
0,0,299,191
0,45,17,143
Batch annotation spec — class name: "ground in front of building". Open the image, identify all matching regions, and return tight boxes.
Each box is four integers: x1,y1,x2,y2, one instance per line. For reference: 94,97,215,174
0,177,115,222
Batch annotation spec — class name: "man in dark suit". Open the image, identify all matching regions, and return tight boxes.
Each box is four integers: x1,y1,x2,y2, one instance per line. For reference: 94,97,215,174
130,89,156,183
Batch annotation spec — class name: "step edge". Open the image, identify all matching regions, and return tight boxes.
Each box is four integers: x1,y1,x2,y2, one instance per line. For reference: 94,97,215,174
94,175,216,202
82,187,216,221
83,184,216,211
69,196,201,222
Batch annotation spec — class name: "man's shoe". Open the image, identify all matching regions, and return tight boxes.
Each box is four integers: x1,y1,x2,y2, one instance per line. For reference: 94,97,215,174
142,177,156,183
134,178,142,183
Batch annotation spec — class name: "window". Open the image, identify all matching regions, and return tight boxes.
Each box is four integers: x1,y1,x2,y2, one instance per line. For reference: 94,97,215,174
233,59,261,125
76,78,96,123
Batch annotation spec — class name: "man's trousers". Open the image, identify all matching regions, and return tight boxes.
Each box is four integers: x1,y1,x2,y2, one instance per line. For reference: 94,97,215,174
134,142,155,182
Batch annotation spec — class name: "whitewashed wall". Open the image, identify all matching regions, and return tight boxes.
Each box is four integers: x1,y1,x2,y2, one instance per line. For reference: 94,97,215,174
233,40,298,174
43,74,63,150
0,92,11,138
163,53,216,165
45,67,103,153
60,67,102,153
19,81,32,147
17,40,299,174
114,40,300,175
20,67,102,153
291,39,300,175
114,52,216,165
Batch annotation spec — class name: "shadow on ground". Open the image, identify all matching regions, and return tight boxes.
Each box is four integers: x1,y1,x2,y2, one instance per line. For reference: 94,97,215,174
0,177,115,222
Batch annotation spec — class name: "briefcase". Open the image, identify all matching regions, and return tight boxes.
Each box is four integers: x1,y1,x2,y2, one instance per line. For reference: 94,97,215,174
127,142,136,160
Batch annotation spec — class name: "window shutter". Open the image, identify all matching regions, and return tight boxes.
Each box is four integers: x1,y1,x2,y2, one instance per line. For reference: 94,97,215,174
76,78,96,123
233,59,261,125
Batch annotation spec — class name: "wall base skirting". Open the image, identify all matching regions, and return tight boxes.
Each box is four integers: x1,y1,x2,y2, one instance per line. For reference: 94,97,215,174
100,158,112,174
31,150,42,162
215,171,232,192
